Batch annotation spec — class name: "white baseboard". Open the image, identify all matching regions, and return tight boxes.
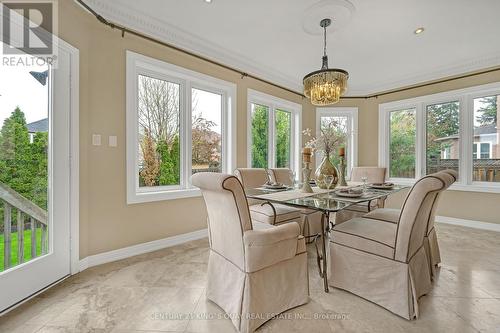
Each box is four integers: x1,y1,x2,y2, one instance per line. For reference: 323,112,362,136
436,216,500,232
78,228,208,272
79,257,89,272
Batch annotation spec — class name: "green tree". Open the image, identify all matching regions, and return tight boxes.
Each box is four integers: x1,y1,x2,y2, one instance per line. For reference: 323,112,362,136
390,110,416,178
251,105,268,168
426,101,460,171
0,108,34,198
157,136,180,185
139,129,160,187
275,110,291,168
475,96,497,126
169,136,180,183
30,132,48,210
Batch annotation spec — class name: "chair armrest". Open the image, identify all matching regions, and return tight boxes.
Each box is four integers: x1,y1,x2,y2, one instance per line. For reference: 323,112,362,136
245,222,299,246
364,208,400,224
243,222,302,272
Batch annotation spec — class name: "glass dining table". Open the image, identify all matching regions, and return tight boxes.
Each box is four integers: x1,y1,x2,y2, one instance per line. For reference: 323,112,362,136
245,183,409,292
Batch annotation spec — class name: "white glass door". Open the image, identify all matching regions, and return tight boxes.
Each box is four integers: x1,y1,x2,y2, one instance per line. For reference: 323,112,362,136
0,42,73,312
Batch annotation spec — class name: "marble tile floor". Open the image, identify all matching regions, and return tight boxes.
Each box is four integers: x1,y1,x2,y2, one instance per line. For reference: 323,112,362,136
1,223,499,333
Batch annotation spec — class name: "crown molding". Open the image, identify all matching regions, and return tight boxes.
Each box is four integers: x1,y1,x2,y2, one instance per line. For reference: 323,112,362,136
81,0,500,97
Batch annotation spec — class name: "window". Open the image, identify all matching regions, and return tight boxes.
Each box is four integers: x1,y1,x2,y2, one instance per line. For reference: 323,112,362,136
316,107,358,178
247,90,302,173
191,88,223,174
443,146,451,160
426,101,460,175
127,51,236,203
473,94,499,182
473,142,492,160
379,82,500,192
250,103,269,168
275,109,292,168
389,108,416,178
137,75,181,187
480,143,491,159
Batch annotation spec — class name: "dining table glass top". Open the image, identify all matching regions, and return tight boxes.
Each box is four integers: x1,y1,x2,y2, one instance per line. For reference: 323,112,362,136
245,184,409,213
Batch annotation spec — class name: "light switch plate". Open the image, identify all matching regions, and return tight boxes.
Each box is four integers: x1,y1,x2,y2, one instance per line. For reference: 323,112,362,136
109,136,117,147
92,134,101,146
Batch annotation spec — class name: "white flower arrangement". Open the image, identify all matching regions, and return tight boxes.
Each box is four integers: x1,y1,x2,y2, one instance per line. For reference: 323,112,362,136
302,118,348,157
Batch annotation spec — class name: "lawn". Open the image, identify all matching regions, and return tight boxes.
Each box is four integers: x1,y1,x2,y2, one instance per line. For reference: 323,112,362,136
0,228,43,272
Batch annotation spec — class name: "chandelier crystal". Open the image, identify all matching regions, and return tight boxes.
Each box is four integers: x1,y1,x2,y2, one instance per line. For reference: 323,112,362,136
303,18,349,106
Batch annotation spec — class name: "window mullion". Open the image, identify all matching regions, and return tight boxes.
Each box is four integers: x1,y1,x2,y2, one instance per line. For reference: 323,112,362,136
184,82,192,188
347,115,353,176
416,103,425,179
247,101,253,168
221,92,228,174
269,106,276,168
377,108,387,170
462,95,473,185
290,111,296,174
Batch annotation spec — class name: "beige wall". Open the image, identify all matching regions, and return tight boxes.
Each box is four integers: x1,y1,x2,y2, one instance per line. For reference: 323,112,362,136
58,2,499,259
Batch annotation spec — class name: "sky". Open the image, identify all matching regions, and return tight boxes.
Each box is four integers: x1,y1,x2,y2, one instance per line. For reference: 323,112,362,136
192,87,222,133
0,53,49,126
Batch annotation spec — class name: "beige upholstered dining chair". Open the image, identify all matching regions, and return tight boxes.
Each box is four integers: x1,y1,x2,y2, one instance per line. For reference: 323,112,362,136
269,168,323,240
234,168,302,228
192,173,309,333
364,169,458,280
329,171,455,319
335,167,387,224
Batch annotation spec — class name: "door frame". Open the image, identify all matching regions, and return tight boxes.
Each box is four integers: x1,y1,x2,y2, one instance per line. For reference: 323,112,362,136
58,37,80,275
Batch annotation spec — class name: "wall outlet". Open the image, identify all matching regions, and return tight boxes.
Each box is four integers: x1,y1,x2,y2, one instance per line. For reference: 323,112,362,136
109,136,117,147
92,134,101,146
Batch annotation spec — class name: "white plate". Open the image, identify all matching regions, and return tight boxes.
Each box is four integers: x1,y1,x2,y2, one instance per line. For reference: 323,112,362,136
263,184,288,190
335,191,363,198
369,184,394,190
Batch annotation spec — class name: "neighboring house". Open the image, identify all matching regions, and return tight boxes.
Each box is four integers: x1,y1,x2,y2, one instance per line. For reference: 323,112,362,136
435,124,499,159
27,118,48,143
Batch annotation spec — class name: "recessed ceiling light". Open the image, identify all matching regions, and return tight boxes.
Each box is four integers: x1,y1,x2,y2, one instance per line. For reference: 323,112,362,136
414,27,425,35
204,0,212,3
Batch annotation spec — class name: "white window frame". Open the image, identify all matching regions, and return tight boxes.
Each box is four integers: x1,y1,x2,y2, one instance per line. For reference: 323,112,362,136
126,51,237,204
316,107,358,179
247,89,302,175
379,81,500,193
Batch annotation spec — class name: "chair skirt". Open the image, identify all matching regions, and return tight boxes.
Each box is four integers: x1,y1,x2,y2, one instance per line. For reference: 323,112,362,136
206,250,309,333
329,243,432,320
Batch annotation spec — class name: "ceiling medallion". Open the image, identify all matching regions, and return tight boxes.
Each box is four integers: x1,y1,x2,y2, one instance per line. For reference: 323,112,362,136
303,18,349,106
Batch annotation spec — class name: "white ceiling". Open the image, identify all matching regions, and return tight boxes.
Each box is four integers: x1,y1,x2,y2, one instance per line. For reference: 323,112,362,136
86,0,500,96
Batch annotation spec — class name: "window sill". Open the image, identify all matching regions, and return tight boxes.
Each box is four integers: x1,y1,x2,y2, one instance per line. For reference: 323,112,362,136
449,183,500,194
389,179,500,194
127,188,202,205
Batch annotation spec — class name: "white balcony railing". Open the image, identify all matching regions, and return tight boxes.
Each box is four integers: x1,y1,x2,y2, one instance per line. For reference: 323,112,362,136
0,182,48,271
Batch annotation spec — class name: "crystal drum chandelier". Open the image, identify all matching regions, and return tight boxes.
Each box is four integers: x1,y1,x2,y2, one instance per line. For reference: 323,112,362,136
303,18,349,106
